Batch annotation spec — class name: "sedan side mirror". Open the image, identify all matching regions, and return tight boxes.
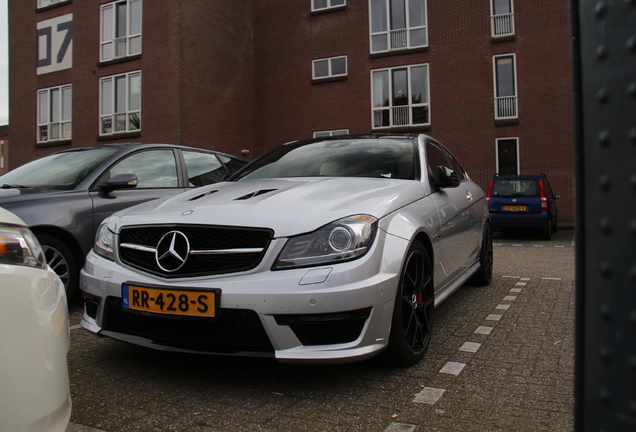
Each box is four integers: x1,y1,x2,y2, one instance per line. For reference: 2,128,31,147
103,174,138,191
434,166,460,189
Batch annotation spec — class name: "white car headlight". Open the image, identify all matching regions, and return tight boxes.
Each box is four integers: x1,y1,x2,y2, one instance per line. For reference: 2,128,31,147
0,224,46,269
274,215,378,270
94,218,116,261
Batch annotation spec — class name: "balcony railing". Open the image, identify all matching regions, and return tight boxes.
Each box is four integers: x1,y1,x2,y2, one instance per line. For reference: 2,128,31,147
495,96,518,119
390,29,408,50
491,13,514,37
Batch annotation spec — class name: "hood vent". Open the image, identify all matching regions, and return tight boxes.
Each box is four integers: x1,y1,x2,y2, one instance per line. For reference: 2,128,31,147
233,189,277,201
187,190,218,201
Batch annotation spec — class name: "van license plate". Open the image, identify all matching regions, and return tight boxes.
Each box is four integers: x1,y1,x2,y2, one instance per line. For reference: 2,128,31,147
503,205,527,211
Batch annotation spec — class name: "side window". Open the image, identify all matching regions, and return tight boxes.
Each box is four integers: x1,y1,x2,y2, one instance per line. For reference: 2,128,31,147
218,155,248,174
425,142,449,183
110,150,178,188
443,151,467,181
182,151,225,187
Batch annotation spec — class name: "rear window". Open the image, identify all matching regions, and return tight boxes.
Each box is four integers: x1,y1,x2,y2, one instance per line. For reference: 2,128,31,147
492,178,538,198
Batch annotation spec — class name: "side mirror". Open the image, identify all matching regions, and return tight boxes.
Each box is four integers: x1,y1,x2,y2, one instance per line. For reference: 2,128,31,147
434,166,460,188
103,174,138,191
554,194,561,200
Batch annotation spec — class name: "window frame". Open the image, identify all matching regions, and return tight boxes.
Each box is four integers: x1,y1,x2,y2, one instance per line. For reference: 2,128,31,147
490,0,515,38
493,54,518,120
495,137,520,175
313,129,349,138
369,0,428,54
371,63,430,130
312,56,348,80
100,0,142,63
311,0,346,13
37,0,70,9
99,71,142,136
36,84,72,144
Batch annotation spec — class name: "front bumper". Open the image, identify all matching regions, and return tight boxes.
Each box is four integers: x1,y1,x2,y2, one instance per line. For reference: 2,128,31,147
80,232,408,363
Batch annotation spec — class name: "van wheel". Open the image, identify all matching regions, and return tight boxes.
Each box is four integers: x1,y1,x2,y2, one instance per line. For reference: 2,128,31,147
37,234,78,300
383,240,434,367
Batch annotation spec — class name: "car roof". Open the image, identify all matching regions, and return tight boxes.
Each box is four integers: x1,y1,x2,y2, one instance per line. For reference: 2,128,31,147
492,173,547,180
52,143,247,160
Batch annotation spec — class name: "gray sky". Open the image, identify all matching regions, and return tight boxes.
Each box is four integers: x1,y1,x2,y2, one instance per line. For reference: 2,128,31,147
1,0,7,126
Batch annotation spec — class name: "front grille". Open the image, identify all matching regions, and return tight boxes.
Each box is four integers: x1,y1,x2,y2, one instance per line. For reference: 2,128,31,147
274,308,371,346
118,225,273,278
104,297,274,354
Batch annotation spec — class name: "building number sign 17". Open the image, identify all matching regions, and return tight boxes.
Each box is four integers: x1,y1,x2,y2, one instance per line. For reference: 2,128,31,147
37,14,73,75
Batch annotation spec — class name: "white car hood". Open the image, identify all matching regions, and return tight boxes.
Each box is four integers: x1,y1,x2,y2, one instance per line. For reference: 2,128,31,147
112,178,425,237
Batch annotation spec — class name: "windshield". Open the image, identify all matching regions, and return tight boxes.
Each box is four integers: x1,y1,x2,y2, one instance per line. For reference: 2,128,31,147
0,147,119,190
234,138,416,181
492,178,539,198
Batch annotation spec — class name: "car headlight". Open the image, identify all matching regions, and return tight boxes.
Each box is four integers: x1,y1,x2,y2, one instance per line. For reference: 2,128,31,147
273,215,378,270
94,218,116,261
0,224,46,269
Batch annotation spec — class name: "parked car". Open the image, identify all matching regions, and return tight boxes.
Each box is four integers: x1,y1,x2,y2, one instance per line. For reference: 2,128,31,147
486,173,560,240
80,134,492,366
0,207,71,432
0,143,248,299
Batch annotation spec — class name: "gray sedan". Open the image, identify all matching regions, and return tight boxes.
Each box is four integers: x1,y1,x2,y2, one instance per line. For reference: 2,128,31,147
0,143,248,299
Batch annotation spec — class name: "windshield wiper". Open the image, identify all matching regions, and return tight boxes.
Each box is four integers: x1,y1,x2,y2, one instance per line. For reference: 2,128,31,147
1,184,39,189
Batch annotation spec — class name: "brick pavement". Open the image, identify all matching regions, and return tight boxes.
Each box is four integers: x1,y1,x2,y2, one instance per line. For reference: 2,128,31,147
67,229,575,432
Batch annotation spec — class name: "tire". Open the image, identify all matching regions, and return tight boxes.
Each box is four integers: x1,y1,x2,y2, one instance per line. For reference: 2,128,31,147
541,220,552,240
383,240,434,367
470,222,493,286
37,234,79,300
551,217,558,233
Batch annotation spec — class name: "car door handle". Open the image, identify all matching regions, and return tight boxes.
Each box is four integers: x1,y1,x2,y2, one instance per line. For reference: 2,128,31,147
466,190,473,201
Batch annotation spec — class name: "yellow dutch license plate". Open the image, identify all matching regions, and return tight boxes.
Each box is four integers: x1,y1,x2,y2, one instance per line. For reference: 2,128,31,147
503,205,527,212
122,283,219,318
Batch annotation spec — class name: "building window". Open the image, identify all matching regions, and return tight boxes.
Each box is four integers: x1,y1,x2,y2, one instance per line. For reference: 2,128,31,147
496,138,519,175
312,0,345,12
493,54,518,119
100,71,141,135
313,56,347,80
369,0,427,53
37,85,72,143
372,64,430,129
38,0,70,8
100,0,142,62
491,0,514,37
314,129,349,138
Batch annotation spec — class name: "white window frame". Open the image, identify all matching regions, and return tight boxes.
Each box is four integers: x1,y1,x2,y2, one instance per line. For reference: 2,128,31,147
37,0,70,8
99,71,141,136
371,63,430,129
493,54,518,120
312,0,346,12
312,56,348,80
490,0,515,37
495,137,520,175
369,0,428,54
314,129,349,138
100,0,142,62
37,84,72,143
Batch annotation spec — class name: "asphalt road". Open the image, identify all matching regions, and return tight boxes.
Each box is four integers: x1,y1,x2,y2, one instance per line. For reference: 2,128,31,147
67,228,575,432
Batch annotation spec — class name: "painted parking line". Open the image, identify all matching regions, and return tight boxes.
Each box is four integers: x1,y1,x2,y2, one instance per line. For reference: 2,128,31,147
384,423,417,432
70,324,82,331
459,342,482,353
439,362,466,375
474,326,493,335
486,314,503,321
413,387,446,405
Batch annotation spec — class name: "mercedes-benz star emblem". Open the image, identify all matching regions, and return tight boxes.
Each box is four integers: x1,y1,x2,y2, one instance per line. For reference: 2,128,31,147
156,231,190,272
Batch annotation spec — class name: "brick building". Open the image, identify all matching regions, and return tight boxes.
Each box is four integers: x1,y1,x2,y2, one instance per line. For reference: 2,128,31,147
8,0,574,222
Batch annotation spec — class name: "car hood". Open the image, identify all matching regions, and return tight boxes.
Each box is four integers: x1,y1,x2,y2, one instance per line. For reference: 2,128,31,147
111,178,425,237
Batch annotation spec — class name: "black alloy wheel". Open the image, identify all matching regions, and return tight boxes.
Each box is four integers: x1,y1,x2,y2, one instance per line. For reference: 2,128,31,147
38,234,79,300
384,240,434,367
470,221,493,286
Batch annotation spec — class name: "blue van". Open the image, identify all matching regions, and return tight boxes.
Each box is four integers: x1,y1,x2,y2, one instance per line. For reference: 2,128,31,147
486,173,560,240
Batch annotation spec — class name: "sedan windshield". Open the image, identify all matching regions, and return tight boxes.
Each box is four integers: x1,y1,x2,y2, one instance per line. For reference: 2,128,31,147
234,138,416,181
0,147,119,190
